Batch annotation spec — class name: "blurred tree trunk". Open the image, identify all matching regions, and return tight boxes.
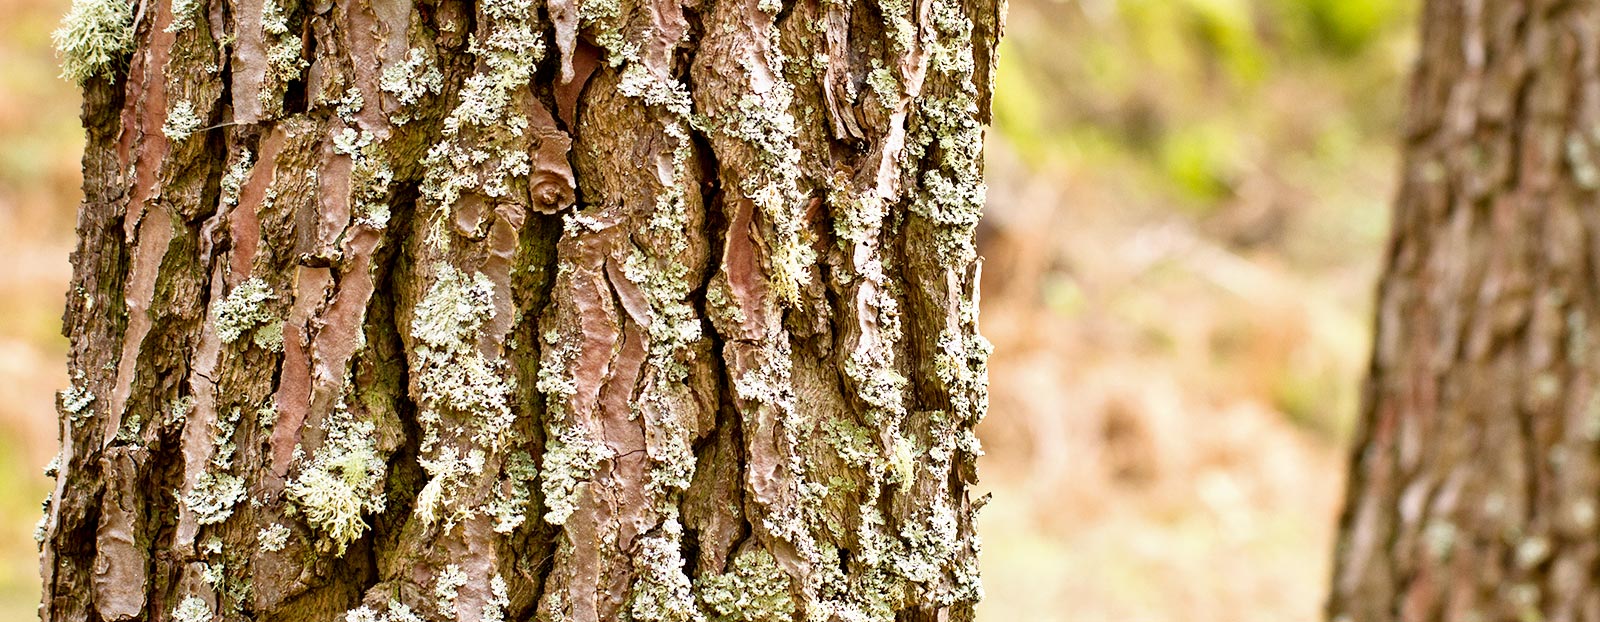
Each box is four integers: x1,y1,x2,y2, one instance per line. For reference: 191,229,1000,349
1329,1,1600,620
39,0,999,620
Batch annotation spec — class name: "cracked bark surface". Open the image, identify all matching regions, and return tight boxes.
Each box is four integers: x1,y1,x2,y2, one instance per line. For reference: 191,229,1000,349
41,0,1001,620
1331,1,1600,620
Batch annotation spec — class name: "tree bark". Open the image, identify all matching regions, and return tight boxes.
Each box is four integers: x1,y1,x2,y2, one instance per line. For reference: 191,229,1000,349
1329,1,1600,620
39,0,1001,619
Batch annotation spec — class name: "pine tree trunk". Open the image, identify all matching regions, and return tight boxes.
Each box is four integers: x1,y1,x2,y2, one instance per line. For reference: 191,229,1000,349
1329,1,1600,620
39,0,1001,619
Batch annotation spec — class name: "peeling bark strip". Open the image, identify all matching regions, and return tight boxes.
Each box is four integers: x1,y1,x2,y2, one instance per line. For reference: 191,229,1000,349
44,0,1001,619
1331,2,1600,621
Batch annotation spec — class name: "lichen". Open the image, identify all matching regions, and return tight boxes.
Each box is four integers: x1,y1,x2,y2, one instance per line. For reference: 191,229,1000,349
482,575,510,622
903,0,988,266
380,48,444,125
164,0,201,33
220,152,254,208
162,100,206,141
215,278,278,345
539,424,612,525
433,564,469,615
53,0,134,84
627,520,702,622
258,522,290,552
346,601,424,622
418,0,547,219
186,471,247,524
697,549,795,622
184,408,246,525
285,396,386,554
172,596,212,622
411,264,515,450
488,450,538,533
60,370,94,425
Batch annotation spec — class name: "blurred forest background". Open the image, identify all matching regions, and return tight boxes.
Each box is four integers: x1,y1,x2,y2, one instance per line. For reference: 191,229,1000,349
0,0,1417,620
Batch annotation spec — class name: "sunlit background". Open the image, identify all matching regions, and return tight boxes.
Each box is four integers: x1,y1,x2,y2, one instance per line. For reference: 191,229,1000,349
0,0,1417,619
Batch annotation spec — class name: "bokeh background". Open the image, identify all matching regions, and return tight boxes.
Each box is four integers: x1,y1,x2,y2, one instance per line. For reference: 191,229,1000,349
0,0,1418,619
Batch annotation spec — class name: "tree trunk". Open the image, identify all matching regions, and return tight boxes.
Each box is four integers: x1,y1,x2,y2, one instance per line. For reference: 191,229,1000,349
39,0,1000,619
1329,1,1600,620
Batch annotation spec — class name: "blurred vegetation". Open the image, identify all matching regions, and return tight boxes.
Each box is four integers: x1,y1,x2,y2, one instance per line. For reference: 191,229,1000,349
0,0,1417,621
975,1,1415,620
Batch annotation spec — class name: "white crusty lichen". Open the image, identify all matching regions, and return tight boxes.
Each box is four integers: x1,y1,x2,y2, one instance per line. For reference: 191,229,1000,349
411,265,515,449
164,0,201,33
53,0,134,84
163,100,205,141
488,450,538,533
697,549,795,622
60,370,95,425
285,397,386,554
627,520,703,622
184,408,246,525
215,278,280,347
380,48,444,124
258,522,290,552
433,564,469,615
172,596,212,622
539,424,612,525
418,0,546,216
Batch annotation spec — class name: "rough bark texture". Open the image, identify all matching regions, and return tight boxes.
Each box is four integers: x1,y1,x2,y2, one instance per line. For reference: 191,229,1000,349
39,0,1001,619
1329,1,1600,620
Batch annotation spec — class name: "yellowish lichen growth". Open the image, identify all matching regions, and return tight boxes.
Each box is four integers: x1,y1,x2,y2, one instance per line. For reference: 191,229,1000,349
285,396,386,554
53,0,133,84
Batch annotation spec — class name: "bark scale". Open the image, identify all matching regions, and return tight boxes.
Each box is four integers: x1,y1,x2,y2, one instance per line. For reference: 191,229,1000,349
1331,1,1600,620
39,0,1001,619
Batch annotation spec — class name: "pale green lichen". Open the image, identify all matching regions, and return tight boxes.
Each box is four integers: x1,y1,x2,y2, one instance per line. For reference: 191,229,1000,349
488,450,538,533
335,87,364,122
162,100,206,141
716,75,813,304
414,447,484,528
434,564,469,615
412,264,515,450
215,278,278,345
285,397,386,554
540,424,612,524
220,152,254,208
903,0,988,265
346,601,424,622
419,0,546,219
333,127,374,156
258,522,290,552
172,596,212,622
865,61,899,106
184,408,246,525
482,575,510,622
253,319,285,352
186,471,247,524
164,0,201,33
60,370,94,425
53,0,134,84
380,48,444,125
627,520,702,622
697,549,795,622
